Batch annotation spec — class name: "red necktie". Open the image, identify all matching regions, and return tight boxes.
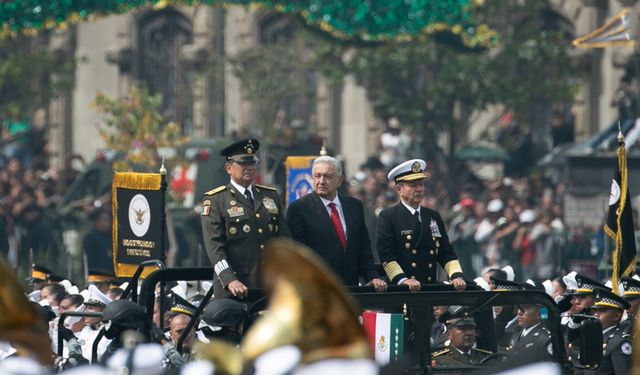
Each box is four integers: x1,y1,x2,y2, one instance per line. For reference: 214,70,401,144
328,203,347,250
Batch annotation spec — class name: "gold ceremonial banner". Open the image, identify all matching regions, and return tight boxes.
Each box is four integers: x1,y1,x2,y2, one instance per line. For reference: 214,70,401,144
112,172,166,278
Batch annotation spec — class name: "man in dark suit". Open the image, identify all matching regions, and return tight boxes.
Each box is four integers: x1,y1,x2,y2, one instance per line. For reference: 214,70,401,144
201,139,289,299
286,156,386,290
377,159,466,291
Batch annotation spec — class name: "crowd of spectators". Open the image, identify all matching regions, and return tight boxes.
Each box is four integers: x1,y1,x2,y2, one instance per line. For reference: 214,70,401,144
0,114,97,279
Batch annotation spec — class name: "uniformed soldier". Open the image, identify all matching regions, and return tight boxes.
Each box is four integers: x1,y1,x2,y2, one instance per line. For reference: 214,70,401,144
431,306,449,351
492,279,554,363
620,276,640,336
76,284,113,361
86,269,117,294
167,294,198,360
200,298,250,345
201,139,289,299
431,313,493,369
578,288,633,374
27,264,52,297
491,278,522,352
377,159,465,291
571,275,607,312
565,274,610,367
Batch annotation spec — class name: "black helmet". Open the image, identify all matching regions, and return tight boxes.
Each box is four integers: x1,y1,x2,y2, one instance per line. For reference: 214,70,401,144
202,298,249,327
102,300,149,340
102,300,147,328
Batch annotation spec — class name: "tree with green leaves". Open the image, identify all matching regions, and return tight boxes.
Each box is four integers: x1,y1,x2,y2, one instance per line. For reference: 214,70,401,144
311,0,580,201
0,35,75,122
93,84,189,172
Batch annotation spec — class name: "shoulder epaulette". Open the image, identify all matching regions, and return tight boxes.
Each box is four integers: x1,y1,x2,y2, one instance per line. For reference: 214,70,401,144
255,184,277,191
432,349,450,357
204,186,226,196
473,348,493,354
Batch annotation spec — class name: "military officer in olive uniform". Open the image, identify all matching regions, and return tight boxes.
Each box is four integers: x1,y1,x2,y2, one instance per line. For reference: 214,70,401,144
201,139,289,299
577,288,632,375
431,313,493,369
377,159,466,291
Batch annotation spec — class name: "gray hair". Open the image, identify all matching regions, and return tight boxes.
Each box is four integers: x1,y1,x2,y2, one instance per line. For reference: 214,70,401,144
312,156,343,176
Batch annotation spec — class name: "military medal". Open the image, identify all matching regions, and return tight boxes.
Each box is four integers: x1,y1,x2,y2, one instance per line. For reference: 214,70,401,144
262,197,278,213
243,224,251,233
227,206,245,218
429,219,442,237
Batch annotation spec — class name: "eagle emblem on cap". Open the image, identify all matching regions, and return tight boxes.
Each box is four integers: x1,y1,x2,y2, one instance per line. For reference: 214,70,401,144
411,161,421,173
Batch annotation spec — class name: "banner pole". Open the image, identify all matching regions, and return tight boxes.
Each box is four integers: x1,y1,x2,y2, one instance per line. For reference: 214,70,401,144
159,158,168,264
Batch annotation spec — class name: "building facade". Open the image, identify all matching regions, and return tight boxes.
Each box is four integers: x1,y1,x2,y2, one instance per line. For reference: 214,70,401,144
45,1,640,177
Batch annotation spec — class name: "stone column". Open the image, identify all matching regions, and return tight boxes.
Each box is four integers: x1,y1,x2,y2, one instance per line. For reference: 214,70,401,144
73,16,125,162
341,76,375,177
224,6,256,134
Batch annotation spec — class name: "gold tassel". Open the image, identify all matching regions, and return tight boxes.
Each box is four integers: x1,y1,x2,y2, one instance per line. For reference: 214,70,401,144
113,172,161,190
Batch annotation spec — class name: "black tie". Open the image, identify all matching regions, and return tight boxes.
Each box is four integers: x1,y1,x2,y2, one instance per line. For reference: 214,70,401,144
414,211,421,225
244,189,254,208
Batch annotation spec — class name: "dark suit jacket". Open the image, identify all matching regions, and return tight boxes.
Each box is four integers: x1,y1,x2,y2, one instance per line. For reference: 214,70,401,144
509,323,553,363
286,192,379,285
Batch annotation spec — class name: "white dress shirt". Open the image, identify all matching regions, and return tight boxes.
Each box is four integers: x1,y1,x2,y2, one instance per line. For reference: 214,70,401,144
401,201,422,222
319,195,347,238
230,179,254,199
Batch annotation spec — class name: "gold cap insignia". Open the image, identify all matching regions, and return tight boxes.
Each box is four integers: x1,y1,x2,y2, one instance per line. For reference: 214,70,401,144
411,161,421,173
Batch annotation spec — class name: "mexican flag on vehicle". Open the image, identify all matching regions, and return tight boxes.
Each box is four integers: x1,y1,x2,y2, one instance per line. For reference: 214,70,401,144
362,311,404,364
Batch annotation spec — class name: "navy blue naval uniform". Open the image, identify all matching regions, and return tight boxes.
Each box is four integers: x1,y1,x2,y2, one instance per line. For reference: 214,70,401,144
377,203,462,284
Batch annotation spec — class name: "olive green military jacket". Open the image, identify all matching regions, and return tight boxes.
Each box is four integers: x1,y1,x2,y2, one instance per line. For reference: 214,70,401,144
432,346,493,368
201,183,289,297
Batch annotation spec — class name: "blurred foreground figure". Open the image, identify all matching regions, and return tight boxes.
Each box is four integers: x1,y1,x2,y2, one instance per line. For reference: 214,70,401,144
196,238,378,375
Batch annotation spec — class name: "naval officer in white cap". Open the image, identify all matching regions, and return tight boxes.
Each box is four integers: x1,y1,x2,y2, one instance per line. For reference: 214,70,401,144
376,159,466,292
